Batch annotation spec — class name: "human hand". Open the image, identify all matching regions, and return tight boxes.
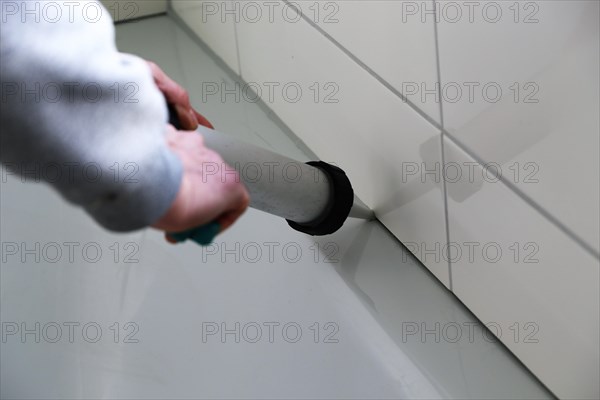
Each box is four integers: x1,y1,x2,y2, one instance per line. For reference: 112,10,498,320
146,61,249,242
152,126,250,243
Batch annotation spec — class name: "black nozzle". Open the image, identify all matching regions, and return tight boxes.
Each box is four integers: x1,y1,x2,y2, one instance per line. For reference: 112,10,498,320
286,161,354,236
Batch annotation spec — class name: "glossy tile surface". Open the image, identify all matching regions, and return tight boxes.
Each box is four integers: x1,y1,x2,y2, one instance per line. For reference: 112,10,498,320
171,0,240,74
444,137,600,399
291,0,441,123
437,0,600,255
235,2,450,284
0,15,551,400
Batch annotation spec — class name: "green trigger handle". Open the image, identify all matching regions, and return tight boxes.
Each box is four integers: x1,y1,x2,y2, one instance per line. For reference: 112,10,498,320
167,103,221,246
168,222,221,246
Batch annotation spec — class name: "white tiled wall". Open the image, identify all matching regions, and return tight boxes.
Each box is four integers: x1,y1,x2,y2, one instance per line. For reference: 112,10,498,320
445,138,599,400
171,0,600,398
233,3,450,286
100,0,168,22
436,2,600,399
170,0,240,74
294,0,441,123
437,0,600,256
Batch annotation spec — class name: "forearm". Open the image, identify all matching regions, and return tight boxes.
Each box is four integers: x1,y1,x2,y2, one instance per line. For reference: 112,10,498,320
0,1,182,231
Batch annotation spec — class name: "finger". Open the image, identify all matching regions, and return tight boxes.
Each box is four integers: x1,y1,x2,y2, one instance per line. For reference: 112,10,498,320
148,62,188,104
148,62,212,133
160,76,190,107
175,104,198,131
165,233,179,244
192,109,215,129
148,61,197,128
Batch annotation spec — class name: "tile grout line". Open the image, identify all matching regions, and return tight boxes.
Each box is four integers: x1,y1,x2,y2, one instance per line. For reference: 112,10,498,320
166,7,320,160
432,0,454,291
283,0,599,262
232,8,243,77
282,0,444,131
113,12,167,25
445,132,600,261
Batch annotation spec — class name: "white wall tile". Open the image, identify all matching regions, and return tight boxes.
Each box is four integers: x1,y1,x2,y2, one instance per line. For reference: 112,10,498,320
235,2,449,285
292,0,441,123
171,0,240,74
437,0,600,254
444,137,600,399
100,0,167,21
